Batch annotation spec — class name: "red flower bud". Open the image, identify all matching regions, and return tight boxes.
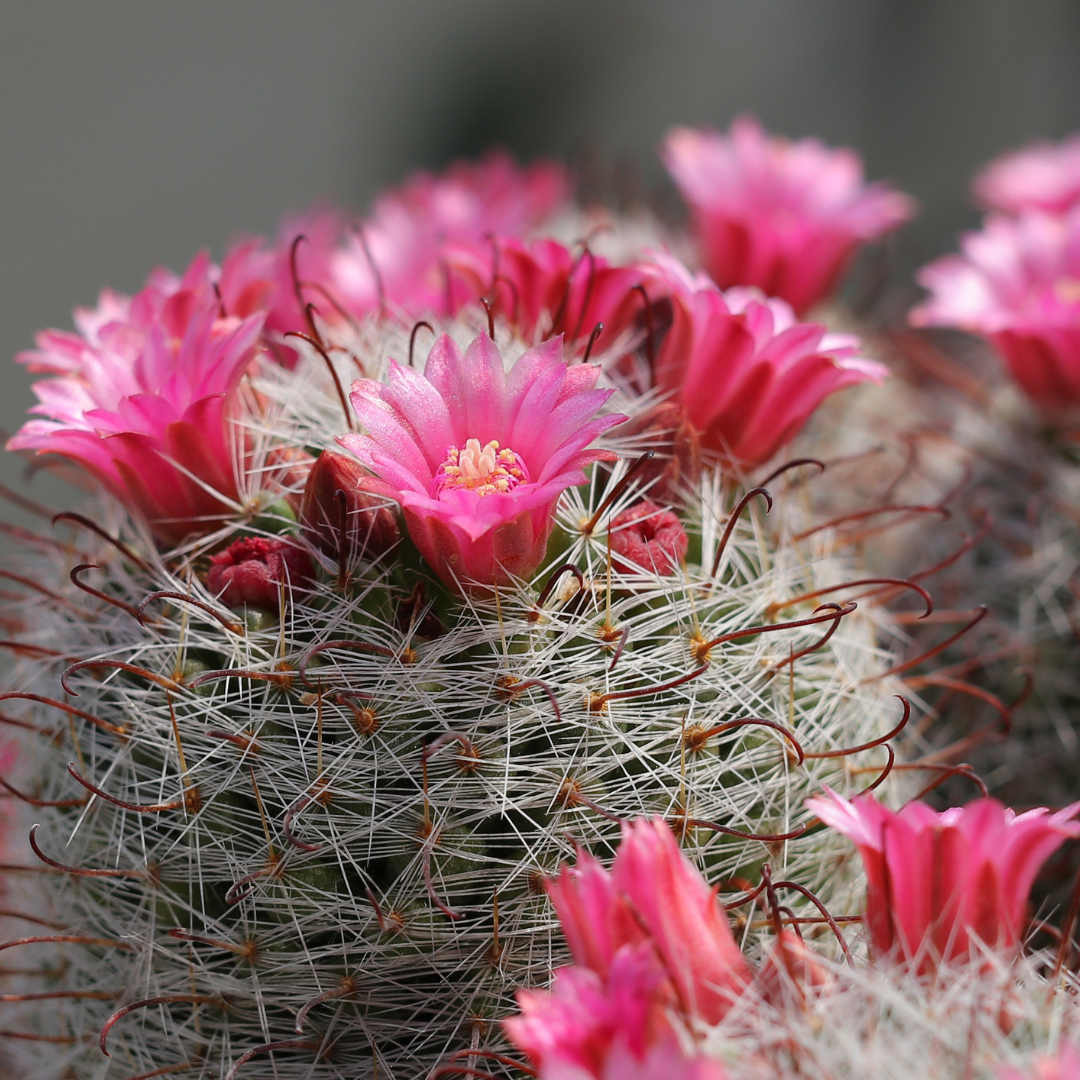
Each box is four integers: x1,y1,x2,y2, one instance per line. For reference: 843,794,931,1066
207,537,314,611
299,451,400,564
608,500,688,575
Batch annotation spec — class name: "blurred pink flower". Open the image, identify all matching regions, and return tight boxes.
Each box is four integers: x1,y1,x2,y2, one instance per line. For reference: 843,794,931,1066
641,255,888,469
1000,1045,1080,1080
608,501,688,575
807,789,1080,973
976,135,1080,215
330,151,569,318
911,209,1080,416
662,117,913,314
207,536,314,611
506,946,727,1080
8,253,264,544
338,332,623,590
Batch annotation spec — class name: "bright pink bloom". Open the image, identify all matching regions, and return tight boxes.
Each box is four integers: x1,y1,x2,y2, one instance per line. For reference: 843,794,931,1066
976,135,1080,215
443,235,644,351
207,536,314,611
807,789,1080,972
546,819,750,1024
1000,1045,1080,1080
911,208,1080,416
329,152,568,318
610,817,751,1023
7,253,264,544
506,947,726,1080
338,332,624,589
608,501,688,575
662,118,914,314
641,255,888,468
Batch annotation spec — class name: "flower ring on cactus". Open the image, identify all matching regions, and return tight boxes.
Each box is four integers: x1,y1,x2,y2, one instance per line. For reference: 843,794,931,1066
911,208,1080,418
7,252,265,544
807,788,1080,973
640,254,889,469
661,116,914,314
338,331,626,590
206,536,315,612
975,133,1080,215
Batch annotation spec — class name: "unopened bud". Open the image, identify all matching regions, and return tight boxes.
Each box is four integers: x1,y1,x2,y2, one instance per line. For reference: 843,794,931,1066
300,450,400,564
207,537,315,611
608,500,688,575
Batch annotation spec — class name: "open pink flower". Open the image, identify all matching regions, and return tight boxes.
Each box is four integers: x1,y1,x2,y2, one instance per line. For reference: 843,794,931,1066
662,117,914,314
641,255,888,469
807,789,1080,972
976,134,1080,215
911,209,1080,416
330,151,568,318
444,235,644,352
8,253,264,544
507,945,726,1080
546,819,750,1024
338,332,624,589
506,819,741,1079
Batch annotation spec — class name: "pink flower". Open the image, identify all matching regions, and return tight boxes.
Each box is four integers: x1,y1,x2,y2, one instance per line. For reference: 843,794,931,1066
641,255,888,468
338,332,624,590
911,209,1080,416
807,789,1080,972
443,235,645,352
610,818,751,1023
207,536,314,611
329,152,568,318
1000,1046,1080,1080
506,947,726,1080
608,501,688,575
662,117,914,314
976,135,1080,215
7,253,264,544
546,819,750,1024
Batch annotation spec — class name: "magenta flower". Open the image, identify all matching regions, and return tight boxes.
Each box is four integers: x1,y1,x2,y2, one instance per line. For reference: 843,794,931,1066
207,536,314,611
662,118,914,315
7,253,264,544
444,235,644,352
911,209,1080,416
329,151,568,318
546,819,750,1024
337,332,624,589
807,789,1080,972
641,255,888,469
976,134,1080,215
507,945,726,1080
608,501,688,575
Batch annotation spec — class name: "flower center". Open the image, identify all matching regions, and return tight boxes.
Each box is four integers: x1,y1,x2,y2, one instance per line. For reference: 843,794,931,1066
432,438,528,497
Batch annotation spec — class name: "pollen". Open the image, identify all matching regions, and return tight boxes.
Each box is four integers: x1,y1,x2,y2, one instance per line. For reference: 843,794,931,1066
432,438,528,497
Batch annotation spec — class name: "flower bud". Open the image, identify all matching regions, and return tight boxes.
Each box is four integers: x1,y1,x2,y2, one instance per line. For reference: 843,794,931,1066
207,537,315,611
609,500,688,575
299,450,400,564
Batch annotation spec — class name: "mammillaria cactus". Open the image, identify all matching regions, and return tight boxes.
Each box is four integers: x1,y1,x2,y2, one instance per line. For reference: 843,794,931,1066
0,134,921,1077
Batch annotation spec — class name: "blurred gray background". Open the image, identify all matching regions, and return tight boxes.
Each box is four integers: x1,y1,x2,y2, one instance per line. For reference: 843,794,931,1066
3,0,1080,516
